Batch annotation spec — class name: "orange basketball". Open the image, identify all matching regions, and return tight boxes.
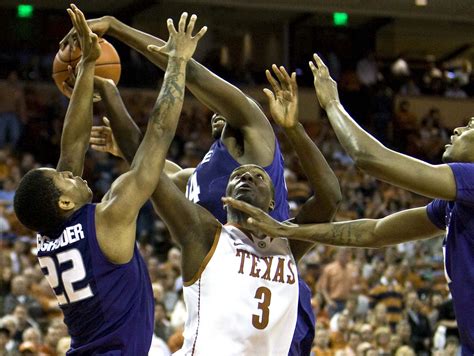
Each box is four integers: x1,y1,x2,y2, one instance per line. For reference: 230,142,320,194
52,38,121,97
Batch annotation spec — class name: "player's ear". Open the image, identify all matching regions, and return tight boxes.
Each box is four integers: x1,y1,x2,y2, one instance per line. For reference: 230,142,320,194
58,195,76,211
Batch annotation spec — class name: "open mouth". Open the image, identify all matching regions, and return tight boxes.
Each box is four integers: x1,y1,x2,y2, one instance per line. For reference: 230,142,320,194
235,183,253,192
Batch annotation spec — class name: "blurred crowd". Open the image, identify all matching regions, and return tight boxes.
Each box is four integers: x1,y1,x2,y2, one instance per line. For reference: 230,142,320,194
0,58,464,356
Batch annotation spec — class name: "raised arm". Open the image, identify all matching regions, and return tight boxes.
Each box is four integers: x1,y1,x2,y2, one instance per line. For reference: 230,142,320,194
93,77,143,163
90,80,195,192
309,54,456,201
61,15,275,163
56,5,101,176
310,54,456,200
263,65,341,260
95,13,206,263
222,199,443,249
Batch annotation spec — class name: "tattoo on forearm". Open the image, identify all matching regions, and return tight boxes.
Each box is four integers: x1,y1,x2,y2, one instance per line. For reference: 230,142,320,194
313,220,373,247
331,223,356,245
150,61,185,129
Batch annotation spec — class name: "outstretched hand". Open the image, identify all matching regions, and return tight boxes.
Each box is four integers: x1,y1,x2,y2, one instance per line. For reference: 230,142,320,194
60,15,111,51
263,64,299,129
90,117,124,158
147,12,207,61
222,197,291,238
309,53,339,111
67,4,101,63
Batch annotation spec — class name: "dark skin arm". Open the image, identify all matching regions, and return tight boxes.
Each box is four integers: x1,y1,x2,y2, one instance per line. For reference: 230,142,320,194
93,78,142,164
152,173,220,282
263,65,341,261
61,16,275,166
56,5,101,176
310,54,456,201
89,79,195,193
95,13,206,263
221,201,443,249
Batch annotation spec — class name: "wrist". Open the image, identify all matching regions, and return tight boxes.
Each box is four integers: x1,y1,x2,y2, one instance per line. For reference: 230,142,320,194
78,59,96,70
283,122,303,136
104,16,118,36
169,55,189,62
168,56,189,66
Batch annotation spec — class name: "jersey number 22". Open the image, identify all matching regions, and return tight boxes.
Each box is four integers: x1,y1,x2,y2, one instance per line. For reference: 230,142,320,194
39,248,93,305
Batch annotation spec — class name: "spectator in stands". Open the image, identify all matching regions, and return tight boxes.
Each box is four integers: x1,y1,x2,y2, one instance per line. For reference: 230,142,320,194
154,301,173,343
356,51,378,88
330,313,350,351
369,265,404,328
394,100,418,153
396,319,413,347
419,108,448,163
374,326,391,355
405,291,431,355
56,336,71,356
427,291,443,330
311,327,332,356
11,304,37,344
395,345,416,356
443,335,460,356
389,333,402,354
0,315,18,354
42,321,68,355
3,276,42,319
317,248,358,317
422,56,443,95
0,70,26,149
433,296,459,350
0,177,16,212
330,293,358,331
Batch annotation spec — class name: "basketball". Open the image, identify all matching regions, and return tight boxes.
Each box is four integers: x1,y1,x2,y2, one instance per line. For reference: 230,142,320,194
52,38,121,97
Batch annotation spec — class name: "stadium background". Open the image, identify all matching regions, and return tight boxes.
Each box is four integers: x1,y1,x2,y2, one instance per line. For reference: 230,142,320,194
0,0,473,354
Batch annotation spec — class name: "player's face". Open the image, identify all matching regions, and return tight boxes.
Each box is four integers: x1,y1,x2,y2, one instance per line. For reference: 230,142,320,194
40,168,93,206
442,117,474,163
227,165,274,212
211,114,226,139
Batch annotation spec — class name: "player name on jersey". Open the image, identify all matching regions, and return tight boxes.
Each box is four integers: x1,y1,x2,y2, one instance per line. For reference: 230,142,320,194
37,223,85,252
235,248,296,284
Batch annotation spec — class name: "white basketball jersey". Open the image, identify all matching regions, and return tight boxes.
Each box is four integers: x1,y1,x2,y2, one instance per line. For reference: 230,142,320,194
175,224,299,356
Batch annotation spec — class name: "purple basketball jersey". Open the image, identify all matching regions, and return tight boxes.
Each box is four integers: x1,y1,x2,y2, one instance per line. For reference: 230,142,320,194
37,204,154,355
427,163,474,355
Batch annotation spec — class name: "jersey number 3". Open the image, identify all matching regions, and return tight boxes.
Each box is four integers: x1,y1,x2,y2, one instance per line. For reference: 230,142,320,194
252,286,272,330
38,248,93,305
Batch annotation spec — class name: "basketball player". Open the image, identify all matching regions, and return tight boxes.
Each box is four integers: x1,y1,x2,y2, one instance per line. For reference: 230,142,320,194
62,17,325,355
13,8,206,354
223,53,474,355
147,163,294,354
